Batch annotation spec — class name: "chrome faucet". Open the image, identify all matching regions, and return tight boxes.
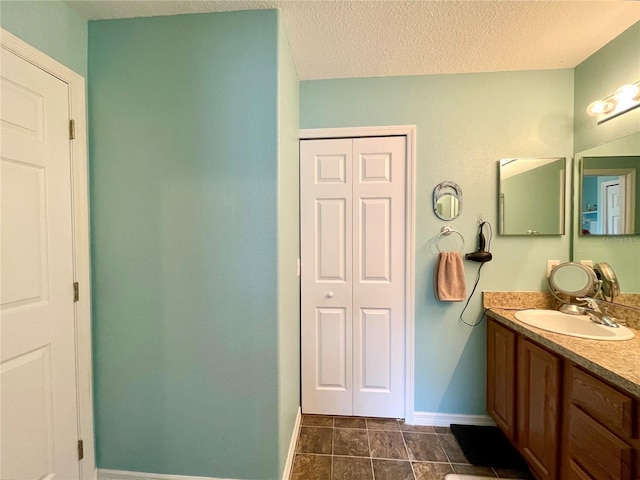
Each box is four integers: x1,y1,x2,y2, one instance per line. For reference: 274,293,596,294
576,297,620,328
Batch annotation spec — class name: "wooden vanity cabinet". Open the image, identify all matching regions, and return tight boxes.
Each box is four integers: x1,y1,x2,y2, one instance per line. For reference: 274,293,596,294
486,315,640,480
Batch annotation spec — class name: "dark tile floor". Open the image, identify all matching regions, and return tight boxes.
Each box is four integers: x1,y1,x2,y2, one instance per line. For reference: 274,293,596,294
290,415,534,480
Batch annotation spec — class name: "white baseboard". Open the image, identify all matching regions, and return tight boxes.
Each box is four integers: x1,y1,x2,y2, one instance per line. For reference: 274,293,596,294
97,469,239,480
412,411,496,427
281,407,302,480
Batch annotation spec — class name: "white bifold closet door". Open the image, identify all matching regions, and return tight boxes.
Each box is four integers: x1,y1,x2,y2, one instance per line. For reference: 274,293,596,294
301,136,406,418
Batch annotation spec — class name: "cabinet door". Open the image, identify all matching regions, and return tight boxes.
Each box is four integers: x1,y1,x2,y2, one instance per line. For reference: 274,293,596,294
563,405,634,480
517,338,561,480
486,319,516,441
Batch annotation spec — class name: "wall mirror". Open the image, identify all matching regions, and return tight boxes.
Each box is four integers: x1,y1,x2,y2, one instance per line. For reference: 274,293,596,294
498,157,566,235
580,155,639,235
573,131,640,295
433,181,462,220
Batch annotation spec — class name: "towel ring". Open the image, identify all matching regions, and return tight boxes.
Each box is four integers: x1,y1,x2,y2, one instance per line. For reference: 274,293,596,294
436,225,465,253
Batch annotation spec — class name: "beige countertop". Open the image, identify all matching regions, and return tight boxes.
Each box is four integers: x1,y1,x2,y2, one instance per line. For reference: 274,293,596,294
487,308,640,398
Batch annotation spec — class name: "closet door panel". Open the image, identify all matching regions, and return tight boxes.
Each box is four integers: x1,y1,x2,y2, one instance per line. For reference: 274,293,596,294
352,136,406,418
301,139,353,415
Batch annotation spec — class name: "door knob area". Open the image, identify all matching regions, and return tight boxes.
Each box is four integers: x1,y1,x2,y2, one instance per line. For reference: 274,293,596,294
326,292,334,298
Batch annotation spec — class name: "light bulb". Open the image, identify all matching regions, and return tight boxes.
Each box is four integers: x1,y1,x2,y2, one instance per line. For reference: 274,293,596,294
614,83,640,101
586,99,616,116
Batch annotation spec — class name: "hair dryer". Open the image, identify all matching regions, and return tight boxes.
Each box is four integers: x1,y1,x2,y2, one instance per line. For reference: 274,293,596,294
465,222,493,263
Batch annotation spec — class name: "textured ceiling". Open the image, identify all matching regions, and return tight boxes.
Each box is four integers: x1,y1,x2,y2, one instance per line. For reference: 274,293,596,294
67,1,640,80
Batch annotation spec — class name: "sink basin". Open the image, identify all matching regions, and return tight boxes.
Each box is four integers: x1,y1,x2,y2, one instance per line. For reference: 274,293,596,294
514,309,635,341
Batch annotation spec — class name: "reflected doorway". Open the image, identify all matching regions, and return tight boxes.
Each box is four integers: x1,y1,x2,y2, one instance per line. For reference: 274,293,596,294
582,169,635,235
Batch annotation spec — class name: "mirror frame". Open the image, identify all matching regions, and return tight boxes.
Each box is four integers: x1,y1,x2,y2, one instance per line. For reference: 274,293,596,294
433,181,463,221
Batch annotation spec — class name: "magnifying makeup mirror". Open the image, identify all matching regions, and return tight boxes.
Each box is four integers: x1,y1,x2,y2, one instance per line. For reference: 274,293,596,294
548,262,602,313
548,262,598,297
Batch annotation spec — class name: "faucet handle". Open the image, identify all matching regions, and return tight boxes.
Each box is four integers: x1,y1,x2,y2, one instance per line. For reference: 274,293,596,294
577,297,600,310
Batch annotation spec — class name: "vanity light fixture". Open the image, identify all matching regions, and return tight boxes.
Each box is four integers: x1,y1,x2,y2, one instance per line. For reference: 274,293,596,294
586,81,640,124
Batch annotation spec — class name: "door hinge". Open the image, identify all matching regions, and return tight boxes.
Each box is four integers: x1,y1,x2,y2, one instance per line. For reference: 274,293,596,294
69,119,76,140
73,282,79,302
78,439,84,460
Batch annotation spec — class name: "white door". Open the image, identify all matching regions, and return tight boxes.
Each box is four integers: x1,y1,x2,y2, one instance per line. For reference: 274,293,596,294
602,179,625,234
1,47,81,479
301,136,406,418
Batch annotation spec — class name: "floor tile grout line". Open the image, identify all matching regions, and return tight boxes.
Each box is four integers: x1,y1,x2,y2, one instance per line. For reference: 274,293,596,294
296,452,438,461
434,431,456,474
295,453,334,457
298,452,473,462
399,427,418,479
330,418,334,479
364,420,374,479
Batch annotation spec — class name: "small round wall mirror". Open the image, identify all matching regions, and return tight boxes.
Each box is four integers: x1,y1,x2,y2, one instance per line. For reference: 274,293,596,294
548,262,598,298
433,181,462,221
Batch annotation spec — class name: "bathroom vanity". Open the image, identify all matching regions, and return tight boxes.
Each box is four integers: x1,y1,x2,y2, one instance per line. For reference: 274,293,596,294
485,306,640,480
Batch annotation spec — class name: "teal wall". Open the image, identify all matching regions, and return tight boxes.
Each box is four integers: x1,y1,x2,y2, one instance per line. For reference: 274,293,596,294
300,69,574,414
276,15,300,478
0,0,87,76
573,21,640,292
89,11,291,479
582,176,599,216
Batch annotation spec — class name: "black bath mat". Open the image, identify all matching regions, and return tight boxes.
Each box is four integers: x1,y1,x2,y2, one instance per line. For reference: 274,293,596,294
450,424,528,469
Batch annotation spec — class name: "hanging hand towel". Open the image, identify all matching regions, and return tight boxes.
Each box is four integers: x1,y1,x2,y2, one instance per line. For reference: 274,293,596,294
434,251,467,302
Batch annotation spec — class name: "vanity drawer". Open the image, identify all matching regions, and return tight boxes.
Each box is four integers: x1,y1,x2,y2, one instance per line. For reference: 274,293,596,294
565,405,635,480
565,459,596,480
568,365,635,439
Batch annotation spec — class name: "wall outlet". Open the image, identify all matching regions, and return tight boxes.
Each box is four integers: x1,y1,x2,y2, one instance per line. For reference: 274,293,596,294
580,260,593,267
547,260,560,277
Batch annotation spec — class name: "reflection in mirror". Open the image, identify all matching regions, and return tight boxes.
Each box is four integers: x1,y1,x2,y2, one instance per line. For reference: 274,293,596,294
594,262,620,302
433,181,462,221
580,155,639,235
498,157,566,235
436,195,460,220
573,132,640,296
